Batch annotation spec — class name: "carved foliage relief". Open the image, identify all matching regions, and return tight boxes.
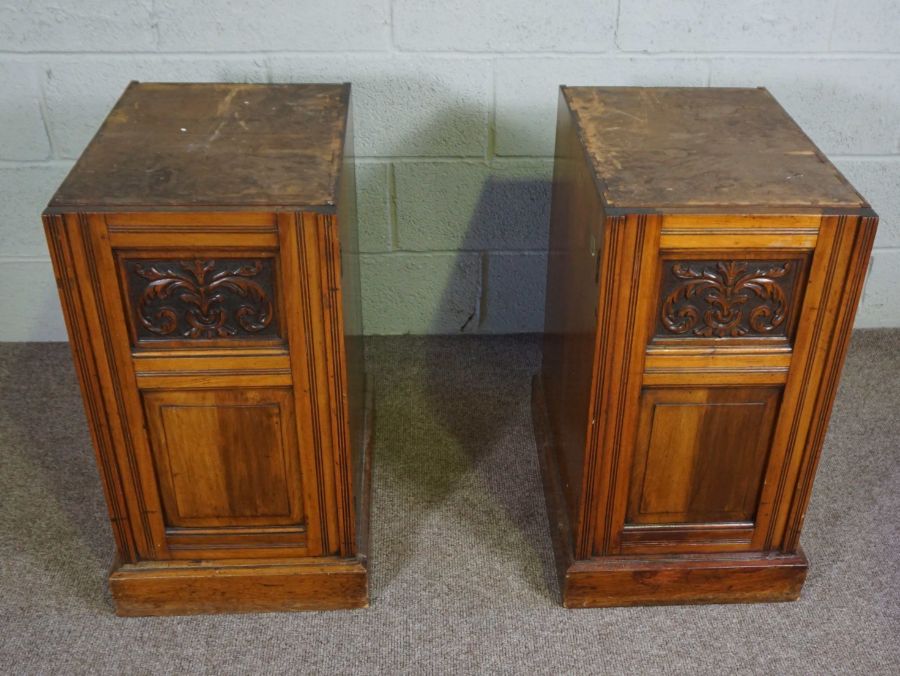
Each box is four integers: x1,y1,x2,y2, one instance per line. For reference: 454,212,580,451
124,258,279,342
656,259,799,339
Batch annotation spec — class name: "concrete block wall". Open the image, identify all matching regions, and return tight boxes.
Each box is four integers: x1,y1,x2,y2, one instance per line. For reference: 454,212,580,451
1,1,898,339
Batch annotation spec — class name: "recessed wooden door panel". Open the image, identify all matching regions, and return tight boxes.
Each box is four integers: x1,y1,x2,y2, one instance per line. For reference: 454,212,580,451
628,387,781,526
143,388,303,529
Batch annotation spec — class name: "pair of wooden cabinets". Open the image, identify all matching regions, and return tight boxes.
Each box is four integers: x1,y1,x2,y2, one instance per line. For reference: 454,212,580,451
45,83,876,615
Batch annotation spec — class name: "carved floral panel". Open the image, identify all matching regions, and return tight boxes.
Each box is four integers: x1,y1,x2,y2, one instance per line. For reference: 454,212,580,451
123,257,279,343
655,259,801,340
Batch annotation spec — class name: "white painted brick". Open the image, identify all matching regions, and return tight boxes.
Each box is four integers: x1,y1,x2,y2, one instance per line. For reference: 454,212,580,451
617,0,835,53
0,61,51,161
0,260,66,340
394,0,616,52
268,55,491,157
0,0,156,52
356,163,392,253
1,0,895,337
360,253,480,334
155,0,389,52
834,0,900,53
709,58,900,155
481,253,547,333
0,164,73,257
835,159,900,247
41,56,268,159
394,160,551,251
856,249,900,327
494,57,709,156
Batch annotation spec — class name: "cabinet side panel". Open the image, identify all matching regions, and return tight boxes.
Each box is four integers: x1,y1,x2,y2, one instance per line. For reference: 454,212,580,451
308,210,357,557
780,214,878,551
541,91,605,534
43,213,139,562
336,101,366,533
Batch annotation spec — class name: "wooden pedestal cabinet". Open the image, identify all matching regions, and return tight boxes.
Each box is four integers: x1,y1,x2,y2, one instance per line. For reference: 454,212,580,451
43,83,370,615
535,87,878,607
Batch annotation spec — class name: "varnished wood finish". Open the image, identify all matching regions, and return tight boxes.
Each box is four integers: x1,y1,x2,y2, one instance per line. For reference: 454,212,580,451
43,83,369,614
109,558,368,617
563,553,807,608
627,387,780,526
537,87,878,607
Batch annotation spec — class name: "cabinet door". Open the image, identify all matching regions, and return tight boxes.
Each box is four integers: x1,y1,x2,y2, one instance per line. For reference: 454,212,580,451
588,213,876,556
143,388,306,541
627,387,780,527
50,211,351,561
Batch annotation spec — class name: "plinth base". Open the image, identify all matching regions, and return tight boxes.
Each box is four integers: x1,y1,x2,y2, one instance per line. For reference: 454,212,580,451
109,557,368,616
559,551,807,608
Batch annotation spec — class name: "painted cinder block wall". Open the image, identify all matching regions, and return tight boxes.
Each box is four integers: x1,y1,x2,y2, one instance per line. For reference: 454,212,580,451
1,1,898,339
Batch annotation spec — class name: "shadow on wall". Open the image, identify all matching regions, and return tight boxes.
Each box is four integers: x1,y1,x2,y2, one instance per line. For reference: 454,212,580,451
443,169,551,334
413,128,556,598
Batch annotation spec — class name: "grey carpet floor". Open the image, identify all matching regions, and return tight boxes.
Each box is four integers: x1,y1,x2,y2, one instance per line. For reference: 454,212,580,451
0,333,898,675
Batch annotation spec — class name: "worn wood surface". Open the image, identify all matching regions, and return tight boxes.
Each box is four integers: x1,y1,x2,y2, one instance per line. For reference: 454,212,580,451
44,83,368,614
49,82,350,210
538,86,878,607
563,87,868,211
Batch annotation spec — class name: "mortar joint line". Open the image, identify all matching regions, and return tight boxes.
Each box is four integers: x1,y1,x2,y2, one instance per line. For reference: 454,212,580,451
34,65,57,160
388,162,400,250
613,0,623,51
477,251,489,331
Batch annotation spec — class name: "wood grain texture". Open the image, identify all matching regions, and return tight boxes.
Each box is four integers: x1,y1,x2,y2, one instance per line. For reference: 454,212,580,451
43,83,368,614
44,213,140,562
109,558,368,616
627,387,780,525
541,89,606,533
48,83,350,210
563,87,868,211
538,86,877,607
562,552,807,608
143,388,304,527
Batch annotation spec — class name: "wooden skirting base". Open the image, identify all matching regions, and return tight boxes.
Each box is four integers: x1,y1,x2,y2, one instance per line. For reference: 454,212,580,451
561,552,807,608
531,374,808,608
109,557,368,616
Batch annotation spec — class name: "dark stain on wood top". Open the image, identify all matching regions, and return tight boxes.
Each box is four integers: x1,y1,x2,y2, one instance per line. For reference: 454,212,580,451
49,82,350,210
562,87,868,211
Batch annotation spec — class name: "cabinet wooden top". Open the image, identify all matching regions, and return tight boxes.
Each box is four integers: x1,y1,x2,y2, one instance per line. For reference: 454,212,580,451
48,82,350,211
562,86,868,212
